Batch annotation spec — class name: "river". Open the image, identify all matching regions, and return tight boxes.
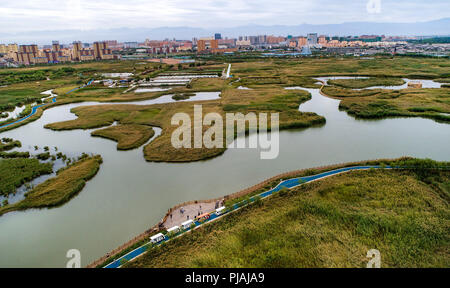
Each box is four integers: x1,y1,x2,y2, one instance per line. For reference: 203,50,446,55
0,86,448,267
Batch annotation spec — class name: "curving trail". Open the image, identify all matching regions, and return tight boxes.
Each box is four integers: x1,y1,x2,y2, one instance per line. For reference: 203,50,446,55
103,165,386,268
0,80,94,130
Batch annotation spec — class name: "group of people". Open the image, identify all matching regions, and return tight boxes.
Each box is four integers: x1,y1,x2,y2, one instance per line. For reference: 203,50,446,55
167,201,222,225
175,205,204,220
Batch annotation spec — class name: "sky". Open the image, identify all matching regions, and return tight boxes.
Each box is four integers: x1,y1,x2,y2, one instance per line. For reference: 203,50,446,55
1,0,449,33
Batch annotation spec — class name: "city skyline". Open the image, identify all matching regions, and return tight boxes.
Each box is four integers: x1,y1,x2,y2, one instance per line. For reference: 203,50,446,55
1,18,449,45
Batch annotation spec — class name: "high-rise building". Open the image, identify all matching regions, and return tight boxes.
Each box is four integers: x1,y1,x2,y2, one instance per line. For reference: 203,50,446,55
249,36,258,45
218,39,236,47
123,42,138,49
93,41,106,59
318,35,328,45
1,43,19,55
19,44,39,54
14,44,40,65
214,33,222,40
266,36,286,44
105,40,118,47
258,35,267,44
8,44,19,52
52,41,60,52
298,37,307,46
8,44,18,53
80,49,95,61
197,39,218,52
93,41,114,60
72,41,82,61
307,33,318,45
44,50,69,63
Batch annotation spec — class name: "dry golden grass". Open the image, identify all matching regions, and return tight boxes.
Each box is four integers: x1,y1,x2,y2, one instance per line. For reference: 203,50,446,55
91,124,155,150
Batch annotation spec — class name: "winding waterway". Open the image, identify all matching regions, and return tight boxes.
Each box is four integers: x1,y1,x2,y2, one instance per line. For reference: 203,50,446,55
0,86,449,267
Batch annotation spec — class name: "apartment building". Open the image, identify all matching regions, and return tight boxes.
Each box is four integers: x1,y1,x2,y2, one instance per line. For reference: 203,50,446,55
307,33,318,45
72,41,113,61
93,42,114,60
0,44,8,54
318,35,328,45
197,39,219,52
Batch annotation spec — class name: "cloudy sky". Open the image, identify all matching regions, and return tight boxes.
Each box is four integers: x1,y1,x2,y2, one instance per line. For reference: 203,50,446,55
1,0,449,33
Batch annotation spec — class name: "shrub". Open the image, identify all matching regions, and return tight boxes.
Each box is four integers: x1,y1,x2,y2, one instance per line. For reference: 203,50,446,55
36,152,51,161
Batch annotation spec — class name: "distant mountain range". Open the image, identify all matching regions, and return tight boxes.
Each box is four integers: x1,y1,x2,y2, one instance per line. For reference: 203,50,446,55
2,18,449,44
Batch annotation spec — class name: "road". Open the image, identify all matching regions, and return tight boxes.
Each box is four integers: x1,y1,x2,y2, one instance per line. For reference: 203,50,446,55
103,165,385,268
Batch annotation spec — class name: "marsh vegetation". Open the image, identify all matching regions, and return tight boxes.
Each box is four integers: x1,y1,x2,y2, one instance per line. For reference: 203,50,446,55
0,155,103,216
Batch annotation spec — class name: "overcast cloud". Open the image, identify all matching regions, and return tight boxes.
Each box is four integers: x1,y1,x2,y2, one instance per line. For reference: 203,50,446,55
0,0,449,33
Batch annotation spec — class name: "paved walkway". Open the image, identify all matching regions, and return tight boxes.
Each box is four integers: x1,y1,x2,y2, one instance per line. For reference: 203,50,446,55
163,201,219,229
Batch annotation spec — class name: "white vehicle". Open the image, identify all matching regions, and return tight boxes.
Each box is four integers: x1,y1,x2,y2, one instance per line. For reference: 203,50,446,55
215,206,226,216
167,226,180,234
181,219,194,230
150,233,165,244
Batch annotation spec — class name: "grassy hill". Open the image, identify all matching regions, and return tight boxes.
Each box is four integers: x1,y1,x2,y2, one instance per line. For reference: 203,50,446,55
125,164,449,268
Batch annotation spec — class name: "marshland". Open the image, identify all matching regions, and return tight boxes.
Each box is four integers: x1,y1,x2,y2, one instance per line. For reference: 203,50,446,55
0,55,449,267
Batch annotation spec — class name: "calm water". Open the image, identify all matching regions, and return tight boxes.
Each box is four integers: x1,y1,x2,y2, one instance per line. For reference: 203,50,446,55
0,87,449,267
